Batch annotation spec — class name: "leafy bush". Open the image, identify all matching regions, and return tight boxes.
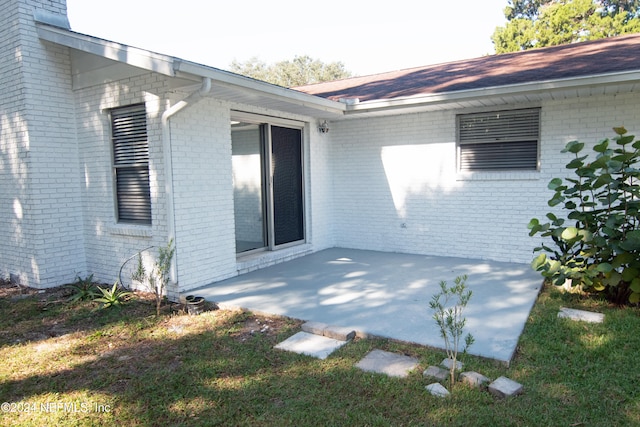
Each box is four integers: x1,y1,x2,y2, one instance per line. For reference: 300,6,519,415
529,127,640,304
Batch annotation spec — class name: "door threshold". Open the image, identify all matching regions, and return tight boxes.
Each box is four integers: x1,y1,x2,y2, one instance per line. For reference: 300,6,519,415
236,244,313,275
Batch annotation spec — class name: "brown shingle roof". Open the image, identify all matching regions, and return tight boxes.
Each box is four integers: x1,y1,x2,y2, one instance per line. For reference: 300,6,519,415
294,33,640,102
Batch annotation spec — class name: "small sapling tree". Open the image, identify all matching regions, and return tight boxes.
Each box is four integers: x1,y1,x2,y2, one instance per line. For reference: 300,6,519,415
131,239,175,315
429,275,475,389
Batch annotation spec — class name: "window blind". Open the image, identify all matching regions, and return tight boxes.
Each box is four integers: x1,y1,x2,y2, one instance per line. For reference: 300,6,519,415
458,108,540,171
112,104,151,224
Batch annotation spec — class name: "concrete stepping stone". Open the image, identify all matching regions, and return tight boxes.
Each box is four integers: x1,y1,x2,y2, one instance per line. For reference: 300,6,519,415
425,382,450,397
460,371,491,388
274,331,349,360
558,307,604,323
423,365,449,381
301,321,356,341
440,358,463,371
488,376,523,398
355,349,419,378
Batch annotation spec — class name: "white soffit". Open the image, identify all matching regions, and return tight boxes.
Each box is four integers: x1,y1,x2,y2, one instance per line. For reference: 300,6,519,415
35,22,346,118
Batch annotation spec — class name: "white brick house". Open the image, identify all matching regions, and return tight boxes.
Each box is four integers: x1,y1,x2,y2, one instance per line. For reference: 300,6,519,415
2,0,640,297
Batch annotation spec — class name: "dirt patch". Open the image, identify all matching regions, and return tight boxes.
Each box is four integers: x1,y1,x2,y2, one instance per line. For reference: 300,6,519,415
0,277,39,300
1,279,302,351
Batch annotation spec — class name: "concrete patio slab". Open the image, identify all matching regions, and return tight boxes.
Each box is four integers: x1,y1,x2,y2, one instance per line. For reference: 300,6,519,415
193,248,542,364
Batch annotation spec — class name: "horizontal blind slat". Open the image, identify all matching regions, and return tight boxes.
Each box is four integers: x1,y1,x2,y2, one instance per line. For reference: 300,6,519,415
460,141,538,171
111,104,151,225
458,108,539,171
459,108,540,143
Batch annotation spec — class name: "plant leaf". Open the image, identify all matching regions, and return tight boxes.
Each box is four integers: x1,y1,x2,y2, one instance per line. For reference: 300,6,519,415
561,227,579,241
620,230,640,251
596,263,613,273
562,140,584,153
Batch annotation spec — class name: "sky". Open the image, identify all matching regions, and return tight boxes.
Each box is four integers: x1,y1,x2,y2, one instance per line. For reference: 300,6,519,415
66,0,510,77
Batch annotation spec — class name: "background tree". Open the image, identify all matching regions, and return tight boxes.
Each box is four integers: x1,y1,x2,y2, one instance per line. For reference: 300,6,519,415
493,0,640,53
229,55,352,87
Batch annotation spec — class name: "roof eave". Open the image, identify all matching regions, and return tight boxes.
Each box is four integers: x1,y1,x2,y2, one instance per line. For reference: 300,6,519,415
173,60,346,116
343,70,640,116
35,23,346,117
36,23,176,77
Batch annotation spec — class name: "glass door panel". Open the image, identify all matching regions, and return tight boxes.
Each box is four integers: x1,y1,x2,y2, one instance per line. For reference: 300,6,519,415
271,126,304,246
232,123,266,253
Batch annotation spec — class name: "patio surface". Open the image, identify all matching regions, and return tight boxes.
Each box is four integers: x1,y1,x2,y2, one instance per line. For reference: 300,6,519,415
193,248,542,364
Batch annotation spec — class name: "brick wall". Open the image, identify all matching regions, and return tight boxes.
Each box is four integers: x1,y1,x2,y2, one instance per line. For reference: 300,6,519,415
0,0,86,288
73,74,170,292
169,98,238,291
328,94,640,264
307,120,336,250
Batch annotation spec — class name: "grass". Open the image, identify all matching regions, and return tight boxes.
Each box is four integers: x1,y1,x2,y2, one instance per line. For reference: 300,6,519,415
0,281,639,426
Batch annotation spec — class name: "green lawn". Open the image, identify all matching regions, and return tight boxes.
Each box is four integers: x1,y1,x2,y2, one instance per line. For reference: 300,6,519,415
0,281,638,426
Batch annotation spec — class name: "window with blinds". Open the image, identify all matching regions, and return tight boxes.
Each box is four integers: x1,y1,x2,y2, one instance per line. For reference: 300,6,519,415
457,108,540,171
111,104,151,225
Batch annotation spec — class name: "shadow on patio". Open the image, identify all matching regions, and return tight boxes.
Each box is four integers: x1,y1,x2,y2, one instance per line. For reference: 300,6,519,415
193,248,542,364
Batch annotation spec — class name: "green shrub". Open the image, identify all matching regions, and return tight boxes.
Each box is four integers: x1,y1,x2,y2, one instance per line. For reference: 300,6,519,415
529,127,640,304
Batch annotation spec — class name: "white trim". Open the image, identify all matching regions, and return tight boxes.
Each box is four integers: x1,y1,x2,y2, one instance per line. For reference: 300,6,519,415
175,62,346,115
231,114,307,254
231,111,305,129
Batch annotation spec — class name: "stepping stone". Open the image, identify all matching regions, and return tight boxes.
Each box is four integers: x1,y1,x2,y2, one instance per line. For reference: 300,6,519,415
488,376,523,398
355,349,419,378
274,332,349,360
425,382,450,397
460,371,491,388
301,321,356,341
423,365,449,381
440,358,463,371
301,321,329,336
558,307,604,323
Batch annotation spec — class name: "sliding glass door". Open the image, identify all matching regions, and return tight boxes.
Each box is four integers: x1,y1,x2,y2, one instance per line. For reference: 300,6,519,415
232,116,304,254
271,126,304,246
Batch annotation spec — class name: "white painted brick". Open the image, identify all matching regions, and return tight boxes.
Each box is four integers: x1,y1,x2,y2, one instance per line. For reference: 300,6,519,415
328,98,640,264
1,0,84,288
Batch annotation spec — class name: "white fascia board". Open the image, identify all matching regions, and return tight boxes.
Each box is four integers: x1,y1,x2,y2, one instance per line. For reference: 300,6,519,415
36,23,346,117
174,60,346,116
344,70,640,115
36,24,175,77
